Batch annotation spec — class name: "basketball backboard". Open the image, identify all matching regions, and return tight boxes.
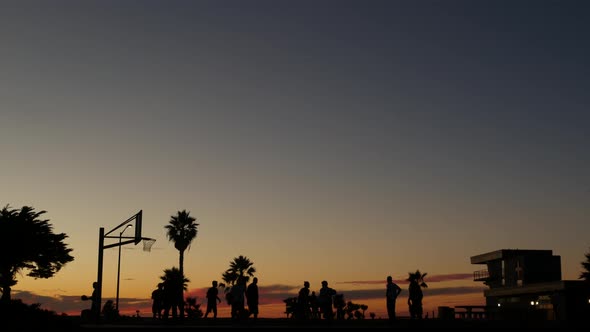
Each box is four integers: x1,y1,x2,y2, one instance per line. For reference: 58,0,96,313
103,210,142,246
134,210,142,245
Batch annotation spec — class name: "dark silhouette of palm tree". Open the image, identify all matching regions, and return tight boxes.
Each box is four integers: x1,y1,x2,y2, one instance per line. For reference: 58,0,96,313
164,210,198,317
0,205,74,303
221,255,256,301
184,296,203,318
407,270,428,288
580,248,590,282
222,255,256,287
283,297,298,318
159,267,189,319
164,210,199,277
407,270,427,319
160,266,189,290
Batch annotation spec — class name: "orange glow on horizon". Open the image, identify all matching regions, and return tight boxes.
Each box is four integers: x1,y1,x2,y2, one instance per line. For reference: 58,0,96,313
58,292,485,319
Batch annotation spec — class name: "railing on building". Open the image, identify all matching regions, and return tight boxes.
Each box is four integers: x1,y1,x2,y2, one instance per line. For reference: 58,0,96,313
473,269,489,281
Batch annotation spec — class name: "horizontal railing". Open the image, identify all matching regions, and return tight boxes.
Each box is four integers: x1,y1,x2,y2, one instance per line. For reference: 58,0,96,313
473,269,489,281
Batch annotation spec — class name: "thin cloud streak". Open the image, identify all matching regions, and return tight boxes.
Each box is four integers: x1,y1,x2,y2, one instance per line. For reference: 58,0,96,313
337,273,474,286
185,284,302,306
340,286,486,301
186,283,485,306
14,282,484,315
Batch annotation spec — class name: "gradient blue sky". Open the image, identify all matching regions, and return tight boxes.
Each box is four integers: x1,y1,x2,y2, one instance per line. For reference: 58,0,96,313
1,0,589,318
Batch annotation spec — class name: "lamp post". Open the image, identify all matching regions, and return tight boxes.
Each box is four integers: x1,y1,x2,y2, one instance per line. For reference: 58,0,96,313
116,224,133,311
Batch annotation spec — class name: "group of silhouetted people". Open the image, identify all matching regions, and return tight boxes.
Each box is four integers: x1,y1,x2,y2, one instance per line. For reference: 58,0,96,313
291,280,339,320
386,274,424,321
224,276,259,321
85,273,424,321
81,281,120,322
294,281,320,319
149,281,184,320
291,275,424,322
151,276,260,321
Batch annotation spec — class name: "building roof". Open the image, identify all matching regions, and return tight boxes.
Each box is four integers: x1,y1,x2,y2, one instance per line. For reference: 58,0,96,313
470,249,555,264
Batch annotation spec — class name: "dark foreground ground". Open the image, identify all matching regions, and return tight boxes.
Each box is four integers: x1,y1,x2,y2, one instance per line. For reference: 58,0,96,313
22,316,578,331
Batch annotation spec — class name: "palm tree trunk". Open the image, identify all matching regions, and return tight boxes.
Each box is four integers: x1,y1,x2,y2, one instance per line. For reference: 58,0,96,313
179,250,185,318
179,251,184,277
1,285,11,303
0,267,12,303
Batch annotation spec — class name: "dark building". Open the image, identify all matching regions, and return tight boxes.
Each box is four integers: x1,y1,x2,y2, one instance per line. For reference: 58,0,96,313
471,249,590,320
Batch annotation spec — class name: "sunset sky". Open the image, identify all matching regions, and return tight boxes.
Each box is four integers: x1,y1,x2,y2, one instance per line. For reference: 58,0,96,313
1,0,589,319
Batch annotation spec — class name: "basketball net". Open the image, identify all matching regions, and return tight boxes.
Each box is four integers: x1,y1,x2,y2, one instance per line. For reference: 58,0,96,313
142,238,156,252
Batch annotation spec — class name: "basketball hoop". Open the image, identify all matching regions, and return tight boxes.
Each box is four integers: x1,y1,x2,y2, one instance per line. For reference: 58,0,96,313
142,238,156,252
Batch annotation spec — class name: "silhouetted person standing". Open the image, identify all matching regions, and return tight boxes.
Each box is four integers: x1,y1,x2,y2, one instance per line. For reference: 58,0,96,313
204,280,222,319
102,299,119,321
162,281,183,320
408,278,423,319
246,277,259,320
318,280,336,320
386,275,402,320
333,293,346,320
151,283,164,319
81,281,100,322
297,281,311,319
230,276,247,320
309,291,319,319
